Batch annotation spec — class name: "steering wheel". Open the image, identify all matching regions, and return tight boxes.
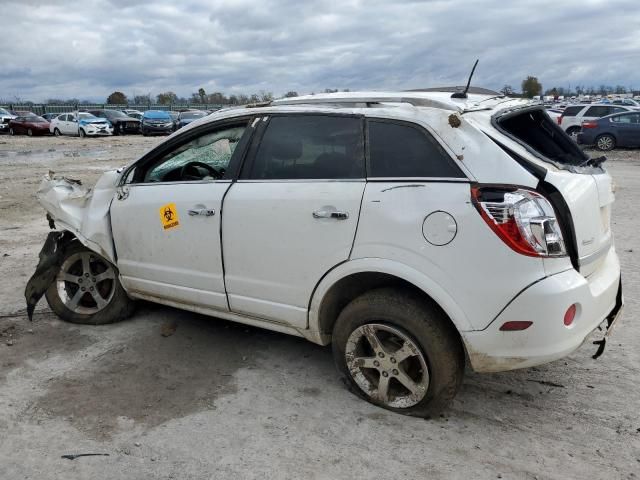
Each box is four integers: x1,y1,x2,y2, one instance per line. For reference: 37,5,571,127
179,161,224,180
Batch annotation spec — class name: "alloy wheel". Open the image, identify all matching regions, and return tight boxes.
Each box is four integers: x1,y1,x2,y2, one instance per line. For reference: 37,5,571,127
56,252,116,314
597,135,614,151
345,323,430,408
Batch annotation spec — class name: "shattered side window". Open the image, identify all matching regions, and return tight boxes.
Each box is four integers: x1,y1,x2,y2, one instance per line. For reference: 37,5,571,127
143,126,246,183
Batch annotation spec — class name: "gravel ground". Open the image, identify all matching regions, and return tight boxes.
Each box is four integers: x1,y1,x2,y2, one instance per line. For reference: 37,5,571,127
0,134,638,479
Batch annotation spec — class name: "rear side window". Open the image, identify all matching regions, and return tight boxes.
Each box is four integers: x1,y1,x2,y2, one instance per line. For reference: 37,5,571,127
584,106,612,117
248,115,364,179
367,120,464,178
561,106,582,117
612,113,640,124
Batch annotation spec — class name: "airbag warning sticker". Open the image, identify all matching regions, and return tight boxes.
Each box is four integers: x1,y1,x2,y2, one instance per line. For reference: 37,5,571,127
160,203,180,230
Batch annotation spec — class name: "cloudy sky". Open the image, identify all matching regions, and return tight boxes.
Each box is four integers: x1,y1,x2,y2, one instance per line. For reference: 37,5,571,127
2,0,639,102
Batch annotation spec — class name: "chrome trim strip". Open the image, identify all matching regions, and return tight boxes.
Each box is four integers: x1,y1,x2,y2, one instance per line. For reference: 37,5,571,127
129,180,232,187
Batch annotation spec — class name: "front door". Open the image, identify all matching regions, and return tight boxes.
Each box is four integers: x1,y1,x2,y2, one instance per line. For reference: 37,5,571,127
222,114,366,328
111,120,251,311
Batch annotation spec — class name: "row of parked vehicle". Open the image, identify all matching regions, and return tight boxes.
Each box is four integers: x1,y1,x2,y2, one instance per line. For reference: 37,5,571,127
0,107,210,137
545,101,640,151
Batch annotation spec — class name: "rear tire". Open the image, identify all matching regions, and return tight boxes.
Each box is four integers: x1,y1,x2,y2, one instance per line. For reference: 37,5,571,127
332,287,464,418
9,128,15,135
27,128,33,137
595,134,615,151
566,126,580,140
45,242,135,325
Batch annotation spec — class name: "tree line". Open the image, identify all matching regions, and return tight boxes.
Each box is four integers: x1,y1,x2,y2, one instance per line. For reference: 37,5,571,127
501,77,638,99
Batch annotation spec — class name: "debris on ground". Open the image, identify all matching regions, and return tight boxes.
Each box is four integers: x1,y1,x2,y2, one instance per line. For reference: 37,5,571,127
527,379,565,388
61,453,110,460
160,321,177,337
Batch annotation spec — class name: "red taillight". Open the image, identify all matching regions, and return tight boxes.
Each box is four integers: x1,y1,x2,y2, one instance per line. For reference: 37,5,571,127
470,186,567,258
564,304,577,326
557,115,563,125
582,121,598,129
499,321,533,331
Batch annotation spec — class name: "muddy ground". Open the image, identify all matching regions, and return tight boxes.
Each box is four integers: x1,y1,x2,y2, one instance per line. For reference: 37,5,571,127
0,133,638,479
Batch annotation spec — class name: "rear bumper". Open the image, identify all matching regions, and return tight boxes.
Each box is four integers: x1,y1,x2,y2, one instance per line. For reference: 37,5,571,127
463,248,622,372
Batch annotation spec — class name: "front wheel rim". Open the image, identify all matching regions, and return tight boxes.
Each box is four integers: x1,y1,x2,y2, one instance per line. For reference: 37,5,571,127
56,252,116,314
597,136,613,150
345,323,430,408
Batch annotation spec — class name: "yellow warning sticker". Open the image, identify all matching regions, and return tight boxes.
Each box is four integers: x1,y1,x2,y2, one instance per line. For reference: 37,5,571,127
159,203,180,230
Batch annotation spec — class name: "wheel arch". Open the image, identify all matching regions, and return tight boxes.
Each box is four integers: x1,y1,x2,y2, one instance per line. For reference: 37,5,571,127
306,258,472,345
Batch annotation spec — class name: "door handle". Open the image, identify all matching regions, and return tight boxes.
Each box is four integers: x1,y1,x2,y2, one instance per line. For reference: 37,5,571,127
188,208,215,217
312,210,349,220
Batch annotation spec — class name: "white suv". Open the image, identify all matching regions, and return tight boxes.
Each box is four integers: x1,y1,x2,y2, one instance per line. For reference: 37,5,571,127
26,91,623,417
557,104,636,138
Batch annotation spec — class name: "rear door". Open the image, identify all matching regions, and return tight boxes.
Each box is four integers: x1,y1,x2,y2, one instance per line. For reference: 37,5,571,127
222,114,366,328
611,113,640,146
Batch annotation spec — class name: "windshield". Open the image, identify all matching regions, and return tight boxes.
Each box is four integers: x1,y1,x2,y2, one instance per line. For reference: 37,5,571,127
145,111,171,119
78,112,97,119
105,110,127,118
181,112,206,119
0,108,11,116
25,115,46,122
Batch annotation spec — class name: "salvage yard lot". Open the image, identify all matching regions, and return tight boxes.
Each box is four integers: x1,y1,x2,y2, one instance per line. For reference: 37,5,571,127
0,135,638,479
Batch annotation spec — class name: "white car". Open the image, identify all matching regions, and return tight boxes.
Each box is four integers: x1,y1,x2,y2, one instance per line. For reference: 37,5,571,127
0,107,16,133
26,91,623,416
557,104,637,138
49,111,113,137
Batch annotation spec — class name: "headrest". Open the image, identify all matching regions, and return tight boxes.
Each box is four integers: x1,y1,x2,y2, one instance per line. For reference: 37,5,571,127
271,136,302,160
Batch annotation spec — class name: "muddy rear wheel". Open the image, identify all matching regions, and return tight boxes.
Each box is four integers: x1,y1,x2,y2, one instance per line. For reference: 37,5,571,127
332,288,464,417
45,242,135,325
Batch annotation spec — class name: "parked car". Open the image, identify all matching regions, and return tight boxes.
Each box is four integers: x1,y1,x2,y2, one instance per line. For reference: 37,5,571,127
578,111,640,150
176,110,208,129
121,109,143,120
0,107,17,133
8,114,50,136
88,109,140,135
27,91,622,417
168,111,180,130
557,104,636,139
41,112,63,122
49,112,113,137
545,107,564,123
611,98,640,107
140,110,174,135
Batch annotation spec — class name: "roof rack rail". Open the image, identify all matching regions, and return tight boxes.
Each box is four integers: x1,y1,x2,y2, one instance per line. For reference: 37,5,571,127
272,94,461,111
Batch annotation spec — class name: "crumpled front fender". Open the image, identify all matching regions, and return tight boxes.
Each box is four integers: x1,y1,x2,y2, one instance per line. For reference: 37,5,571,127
37,170,120,263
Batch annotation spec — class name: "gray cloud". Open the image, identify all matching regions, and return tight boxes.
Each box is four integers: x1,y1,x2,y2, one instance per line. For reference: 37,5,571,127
1,0,638,102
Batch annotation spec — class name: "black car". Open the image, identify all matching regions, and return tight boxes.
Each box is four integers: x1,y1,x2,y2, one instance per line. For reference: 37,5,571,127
88,109,140,135
176,110,208,129
577,111,640,151
140,110,174,136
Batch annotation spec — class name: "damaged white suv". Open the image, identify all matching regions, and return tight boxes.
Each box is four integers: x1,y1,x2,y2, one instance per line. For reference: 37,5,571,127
26,91,623,417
